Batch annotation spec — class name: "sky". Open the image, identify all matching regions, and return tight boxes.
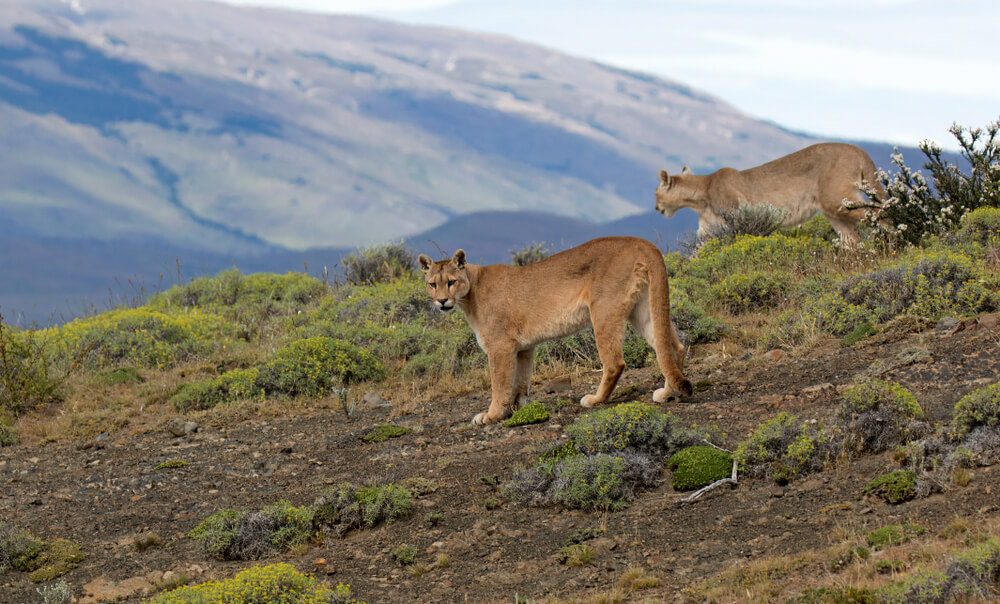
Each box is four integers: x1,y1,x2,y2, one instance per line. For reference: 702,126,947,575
220,0,1000,150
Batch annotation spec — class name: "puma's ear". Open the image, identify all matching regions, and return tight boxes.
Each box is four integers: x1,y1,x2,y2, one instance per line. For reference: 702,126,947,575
451,249,466,269
680,166,691,175
658,169,671,187
418,254,434,272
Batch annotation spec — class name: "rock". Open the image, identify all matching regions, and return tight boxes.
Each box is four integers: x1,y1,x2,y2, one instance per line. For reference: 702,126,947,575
545,376,572,393
764,349,784,361
360,392,392,409
802,383,834,396
166,418,198,437
936,316,959,333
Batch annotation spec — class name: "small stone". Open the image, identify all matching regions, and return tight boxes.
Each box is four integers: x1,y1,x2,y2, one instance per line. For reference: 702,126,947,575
360,392,391,408
770,486,785,498
764,349,784,361
166,418,198,437
936,316,958,333
802,383,834,396
545,376,572,393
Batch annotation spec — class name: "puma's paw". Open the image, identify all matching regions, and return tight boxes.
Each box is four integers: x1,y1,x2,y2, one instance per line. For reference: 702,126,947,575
653,387,679,404
472,412,500,425
580,394,601,408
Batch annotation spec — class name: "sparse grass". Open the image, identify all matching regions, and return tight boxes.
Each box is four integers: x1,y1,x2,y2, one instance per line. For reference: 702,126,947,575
618,565,660,591
558,544,594,567
867,524,926,550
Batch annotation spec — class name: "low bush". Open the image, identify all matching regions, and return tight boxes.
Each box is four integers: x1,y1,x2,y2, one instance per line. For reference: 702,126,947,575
510,243,550,266
188,501,314,561
503,401,549,427
25,539,84,583
0,524,43,572
0,320,61,416
734,413,833,483
170,367,263,412
312,483,412,537
699,203,789,242
341,241,416,286
667,446,733,491
863,470,917,504
391,544,416,565
952,381,1000,437
149,563,360,604
565,402,700,457
710,271,790,314
866,523,925,550
837,380,923,454
256,337,386,397
956,206,1000,247
50,308,226,369
686,233,832,281
35,579,72,604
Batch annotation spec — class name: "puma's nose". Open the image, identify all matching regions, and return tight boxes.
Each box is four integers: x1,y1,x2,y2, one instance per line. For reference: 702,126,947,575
436,299,453,312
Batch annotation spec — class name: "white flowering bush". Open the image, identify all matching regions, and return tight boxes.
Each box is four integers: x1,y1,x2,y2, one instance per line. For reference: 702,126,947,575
852,117,1000,248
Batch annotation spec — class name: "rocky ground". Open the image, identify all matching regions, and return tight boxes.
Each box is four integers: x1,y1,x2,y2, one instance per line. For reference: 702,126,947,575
2,316,999,603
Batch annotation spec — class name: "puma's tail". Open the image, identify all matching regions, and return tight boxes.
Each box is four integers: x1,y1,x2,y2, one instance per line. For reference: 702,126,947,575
647,252,692,397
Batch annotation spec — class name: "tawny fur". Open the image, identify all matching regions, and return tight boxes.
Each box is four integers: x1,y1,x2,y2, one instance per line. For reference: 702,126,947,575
419,237,693,425
655,142,885,246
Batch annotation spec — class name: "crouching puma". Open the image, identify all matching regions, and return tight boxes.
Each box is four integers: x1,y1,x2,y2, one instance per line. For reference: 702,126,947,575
418,237,693,425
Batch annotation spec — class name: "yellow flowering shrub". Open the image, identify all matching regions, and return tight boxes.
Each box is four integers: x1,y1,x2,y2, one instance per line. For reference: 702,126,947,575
48,308,225,369
148,563,363,603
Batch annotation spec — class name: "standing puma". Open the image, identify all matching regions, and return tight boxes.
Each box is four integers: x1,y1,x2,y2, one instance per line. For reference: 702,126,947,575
418,237,692,425
655,142,885,245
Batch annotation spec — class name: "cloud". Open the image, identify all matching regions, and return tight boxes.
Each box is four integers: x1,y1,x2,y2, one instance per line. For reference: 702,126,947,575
221,0,461,13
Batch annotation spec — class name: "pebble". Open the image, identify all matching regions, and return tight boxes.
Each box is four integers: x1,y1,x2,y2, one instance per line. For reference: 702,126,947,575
360,392,392,409
167,418,198,437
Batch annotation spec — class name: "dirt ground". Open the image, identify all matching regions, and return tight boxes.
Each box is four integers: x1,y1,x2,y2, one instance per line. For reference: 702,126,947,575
2,321,999,603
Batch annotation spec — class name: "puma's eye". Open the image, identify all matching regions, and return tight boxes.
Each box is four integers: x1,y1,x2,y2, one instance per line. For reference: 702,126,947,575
429,283,437,289
447,280,456,287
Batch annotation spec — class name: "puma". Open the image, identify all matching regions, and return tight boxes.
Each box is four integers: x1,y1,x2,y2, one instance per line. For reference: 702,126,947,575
655,143,885,245
418,237,693,425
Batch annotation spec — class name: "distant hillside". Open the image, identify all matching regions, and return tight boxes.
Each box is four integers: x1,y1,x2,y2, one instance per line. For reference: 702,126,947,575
0,0,816,255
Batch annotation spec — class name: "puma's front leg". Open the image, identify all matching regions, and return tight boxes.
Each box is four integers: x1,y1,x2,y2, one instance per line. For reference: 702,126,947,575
513,347,535,409
473,344,518,425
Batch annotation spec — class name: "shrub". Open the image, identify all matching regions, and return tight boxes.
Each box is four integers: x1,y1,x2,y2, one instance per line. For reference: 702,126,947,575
837,380,923,454
558,544,594,567
566,402,700,457
699,203,789,242
667,446,733,491
945,538,1000,597
863,471,917,504
255,337,386,399
364,424,410,443
686,233,832,281
734,413,832,483
669,287,729,344
312,483,412,537
780,213,838,242
25,539,84,583
341,241,417,285
503,401,549,427
170,367,263,412
50,308,225,369
150,269,325,312
866,524,925,550
0,420,15,447
510,243,550,266
154,460,190,470
188,502,314,561
710,271,790,314
877,569,951,604
953,381,1000,437
391,545,416,565
838,321,876,347
0,319,61,416
853,118,1000,247
957,206,1000,247
0,524,43,572
149,563,359,604
97,366,143,385
35,579,72,604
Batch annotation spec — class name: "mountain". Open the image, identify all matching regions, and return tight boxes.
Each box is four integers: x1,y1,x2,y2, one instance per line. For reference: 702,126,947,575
0,0,815,253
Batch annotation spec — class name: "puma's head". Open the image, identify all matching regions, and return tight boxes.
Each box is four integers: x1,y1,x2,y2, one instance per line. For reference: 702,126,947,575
418,249,471,313
654,166,692,218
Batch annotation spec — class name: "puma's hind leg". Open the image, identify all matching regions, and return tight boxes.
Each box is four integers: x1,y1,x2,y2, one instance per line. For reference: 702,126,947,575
581,304,627,409
629,294,691,404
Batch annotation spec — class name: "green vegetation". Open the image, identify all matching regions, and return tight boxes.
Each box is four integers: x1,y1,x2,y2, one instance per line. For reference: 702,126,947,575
734,412,832,483
312,483,412,537
838,380,923,454
97,366,143,385
866,524,925,550
341,241,417,286
0,524,44,573
391,544,417,565
667,446,733,491
505,402,706,510
558,544,594,567
863,470,917,504
364,423,410,442
509,242,550,266
25,539,84,583
503,401,549,427
187,501,314,561
150,563,362,604
952,381,1000,437
154,459,190,470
